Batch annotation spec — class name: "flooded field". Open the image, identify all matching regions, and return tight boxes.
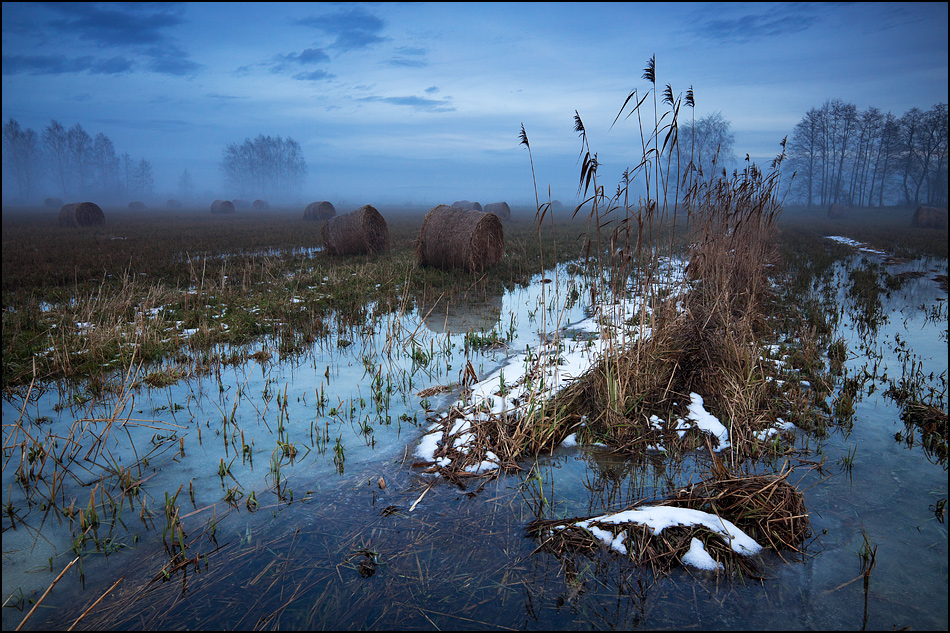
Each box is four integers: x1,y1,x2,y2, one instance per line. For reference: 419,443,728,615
3,231,946,630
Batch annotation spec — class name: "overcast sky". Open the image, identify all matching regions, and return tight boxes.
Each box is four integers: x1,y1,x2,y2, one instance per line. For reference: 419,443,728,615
2,2,947,207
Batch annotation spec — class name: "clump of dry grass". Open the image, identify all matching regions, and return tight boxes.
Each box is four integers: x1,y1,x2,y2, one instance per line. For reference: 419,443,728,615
527,467,809,576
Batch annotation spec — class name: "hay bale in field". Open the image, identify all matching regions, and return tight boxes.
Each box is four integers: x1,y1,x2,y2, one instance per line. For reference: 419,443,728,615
912,205,948,229
166,199,182,208
128,201,147,210
321,205,390,256
482,201,511,222
58,202,105,227
253,199,269,211
416,204,504,273
452,200,483,211
827,203,849,219
44,197,63,208
211,199,235,214
304,200,336,221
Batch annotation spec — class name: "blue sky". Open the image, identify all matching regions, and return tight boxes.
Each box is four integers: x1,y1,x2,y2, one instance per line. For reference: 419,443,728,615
2,2,947,207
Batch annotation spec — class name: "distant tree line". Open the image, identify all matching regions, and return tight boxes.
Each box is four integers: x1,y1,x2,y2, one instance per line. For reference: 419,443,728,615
786,100,948,208
220,134,307,203
2,117,155,203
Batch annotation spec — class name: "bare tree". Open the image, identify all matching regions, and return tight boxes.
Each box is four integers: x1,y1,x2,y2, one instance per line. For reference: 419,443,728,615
131,158,155,198
2,118,44,201
673,111,735,183
67,123,92,196
221,134,307,202
43,120,71,197
177,168,196,201
91,132,119,198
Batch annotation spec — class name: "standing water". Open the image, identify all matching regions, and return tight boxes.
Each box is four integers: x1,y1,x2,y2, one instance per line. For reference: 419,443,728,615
2,245,946,630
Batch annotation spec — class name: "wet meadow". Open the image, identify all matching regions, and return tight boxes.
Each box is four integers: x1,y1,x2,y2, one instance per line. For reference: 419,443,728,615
3,79,947,628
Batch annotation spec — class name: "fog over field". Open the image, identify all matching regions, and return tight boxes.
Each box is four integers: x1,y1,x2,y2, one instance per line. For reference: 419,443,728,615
2,2,947,208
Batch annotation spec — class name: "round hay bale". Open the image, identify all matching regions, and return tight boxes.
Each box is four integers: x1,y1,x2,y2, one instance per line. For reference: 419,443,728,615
58,202,104,227
827,203,849,219
482,201,511,222
253,199,269,211
912,205,948,229
321,205,390,256
452,200,483,211
304,200,336,221
128,201,147,210
416,204,504,273
44,197,63,208
211,199,236,214
166,199,182,208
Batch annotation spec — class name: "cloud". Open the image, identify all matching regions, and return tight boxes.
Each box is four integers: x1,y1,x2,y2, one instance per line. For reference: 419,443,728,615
2,53,133,75
45,3,187,47
293,69,336,81
692,11,817,42
424,86,439,94
386,58,427,68
271,47,332,75
35,3,202,76
357,95,455,112
296,8,388,51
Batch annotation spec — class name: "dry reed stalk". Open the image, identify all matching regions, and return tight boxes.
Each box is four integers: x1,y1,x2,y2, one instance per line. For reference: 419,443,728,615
321,205,390,256
416,204,504,272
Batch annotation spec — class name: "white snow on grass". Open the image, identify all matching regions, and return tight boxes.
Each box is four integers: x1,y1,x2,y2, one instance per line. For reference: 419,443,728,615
826,235,887,256
682,537,724,571
572,505,762,559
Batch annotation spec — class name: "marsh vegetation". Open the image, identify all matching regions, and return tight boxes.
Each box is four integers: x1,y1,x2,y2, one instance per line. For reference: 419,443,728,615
2,64,946,630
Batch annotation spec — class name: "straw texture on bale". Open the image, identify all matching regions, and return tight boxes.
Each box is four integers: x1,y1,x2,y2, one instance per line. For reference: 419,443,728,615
912,205,948,229
482,201,511,222
827,203,849,219
44,197,63,208
128,201,147,210
321,205,390,256
452,200,482,211
211,199,236,214
58,202,105,227
304,200,336,221
253,199,269,210
166,199,182,208
416,204,504,273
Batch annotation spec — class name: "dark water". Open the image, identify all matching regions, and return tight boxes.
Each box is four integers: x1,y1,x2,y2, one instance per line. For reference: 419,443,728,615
3,252,946,630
